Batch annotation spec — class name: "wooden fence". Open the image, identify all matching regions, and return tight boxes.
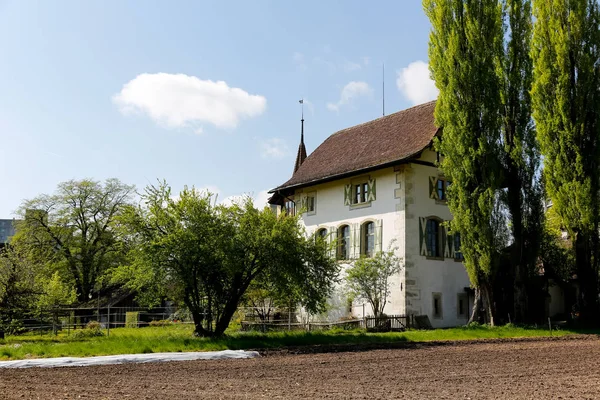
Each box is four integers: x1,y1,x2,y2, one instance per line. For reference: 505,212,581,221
364,315,411,332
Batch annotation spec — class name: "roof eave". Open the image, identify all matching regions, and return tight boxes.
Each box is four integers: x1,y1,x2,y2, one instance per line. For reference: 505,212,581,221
268,148,432,194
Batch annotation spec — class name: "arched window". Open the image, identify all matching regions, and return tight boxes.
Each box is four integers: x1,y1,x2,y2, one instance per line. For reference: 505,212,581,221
316,228,328,242
337,225,350,260
361,221,375,257
426,218,443,258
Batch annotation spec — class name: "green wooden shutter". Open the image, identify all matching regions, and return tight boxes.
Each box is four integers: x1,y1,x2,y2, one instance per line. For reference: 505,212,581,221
375,219,383,252
429,176,439,200
367,179,376,201
351,223,359,259
445,226,454,258
419,217,428,256
344,184,352,205
329,227,338,259
441,223,448,259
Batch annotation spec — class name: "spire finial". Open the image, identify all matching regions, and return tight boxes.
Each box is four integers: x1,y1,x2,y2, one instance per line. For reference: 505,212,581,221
294,99,307,174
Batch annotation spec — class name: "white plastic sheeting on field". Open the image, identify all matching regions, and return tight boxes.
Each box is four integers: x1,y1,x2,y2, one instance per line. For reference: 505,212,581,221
0,350,260,369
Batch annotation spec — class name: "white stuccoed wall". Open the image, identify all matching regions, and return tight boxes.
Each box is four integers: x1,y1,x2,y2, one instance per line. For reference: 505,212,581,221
298,166,405,320
296,149,471,327
401,149,471,328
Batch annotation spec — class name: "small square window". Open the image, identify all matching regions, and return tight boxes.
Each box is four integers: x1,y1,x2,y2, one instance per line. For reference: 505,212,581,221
432,292,443,319
457,293,468,319
353,182,370,204
306,195,315,212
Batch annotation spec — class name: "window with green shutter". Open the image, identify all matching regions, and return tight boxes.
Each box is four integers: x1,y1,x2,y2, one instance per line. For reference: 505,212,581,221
345,176,376,209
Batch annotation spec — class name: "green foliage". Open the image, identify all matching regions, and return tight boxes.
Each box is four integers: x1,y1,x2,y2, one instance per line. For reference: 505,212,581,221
425,0,544,324
345,242,402,317
0,247,37,334
117,182,339,337
125,312,139,328
13,178,135,302
425,0,505,324
71,320,104,339
149,320,172,327
531,0,600,319
37,271,77,310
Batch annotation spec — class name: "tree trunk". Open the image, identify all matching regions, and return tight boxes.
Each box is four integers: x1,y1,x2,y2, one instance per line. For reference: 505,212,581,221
214,294,244,336
482,283,495,326
575,232,599,323
469,283,496,326
0,330,4,340
468,287,483,324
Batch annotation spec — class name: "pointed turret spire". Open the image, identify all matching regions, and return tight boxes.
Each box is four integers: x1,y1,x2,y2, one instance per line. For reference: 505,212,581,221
293,99,307,174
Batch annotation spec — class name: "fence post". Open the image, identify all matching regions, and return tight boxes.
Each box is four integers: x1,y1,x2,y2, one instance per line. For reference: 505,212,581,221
107,305,110,337
288,307,291,331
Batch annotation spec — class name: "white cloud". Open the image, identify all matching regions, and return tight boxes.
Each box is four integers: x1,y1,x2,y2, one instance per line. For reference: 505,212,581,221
396,61,439,105
169,185,271,209
302,98,315,115
221,190,271,208
253,190,271,209
344,61,362,72
170,185,221,203
327,81,373,112
113,73,267,131
260,138,289,159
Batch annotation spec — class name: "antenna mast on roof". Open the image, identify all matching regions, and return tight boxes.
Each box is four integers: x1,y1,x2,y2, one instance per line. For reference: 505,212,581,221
382,63,385,117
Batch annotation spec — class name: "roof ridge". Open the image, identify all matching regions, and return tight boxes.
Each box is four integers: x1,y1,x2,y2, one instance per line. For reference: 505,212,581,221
329,100,436,138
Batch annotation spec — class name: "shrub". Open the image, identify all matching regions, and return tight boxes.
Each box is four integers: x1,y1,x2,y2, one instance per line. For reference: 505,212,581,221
149,319,172,327
171,308,192,322
126,312,139,328
72,320,104,339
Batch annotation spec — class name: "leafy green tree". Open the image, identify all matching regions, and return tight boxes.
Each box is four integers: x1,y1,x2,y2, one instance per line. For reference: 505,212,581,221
499,0,543,322
531,0,600,321
13,178,135,302
37,271,77,334
0,247,37,338
118,182,339,337
426,0,543,324
345,243,402,318
425,0,505,325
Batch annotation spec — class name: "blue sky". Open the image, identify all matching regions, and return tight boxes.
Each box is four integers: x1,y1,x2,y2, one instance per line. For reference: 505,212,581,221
0,1,438,217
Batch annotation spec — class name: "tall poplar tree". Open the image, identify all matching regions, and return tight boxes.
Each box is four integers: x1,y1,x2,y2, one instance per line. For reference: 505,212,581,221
499,0,543,322
532,0,600,321
425,0,505,325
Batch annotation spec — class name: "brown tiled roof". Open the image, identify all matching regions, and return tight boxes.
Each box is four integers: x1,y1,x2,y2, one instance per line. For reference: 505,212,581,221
271,100,438,192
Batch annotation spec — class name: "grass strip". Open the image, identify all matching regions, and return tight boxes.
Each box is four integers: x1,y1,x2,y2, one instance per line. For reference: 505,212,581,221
0,323,592,361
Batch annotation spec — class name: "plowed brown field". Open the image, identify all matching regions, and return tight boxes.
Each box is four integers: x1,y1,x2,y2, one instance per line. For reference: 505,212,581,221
1,336,600,399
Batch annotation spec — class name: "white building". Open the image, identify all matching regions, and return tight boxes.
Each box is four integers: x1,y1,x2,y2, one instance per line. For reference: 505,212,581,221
269,101,471,328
